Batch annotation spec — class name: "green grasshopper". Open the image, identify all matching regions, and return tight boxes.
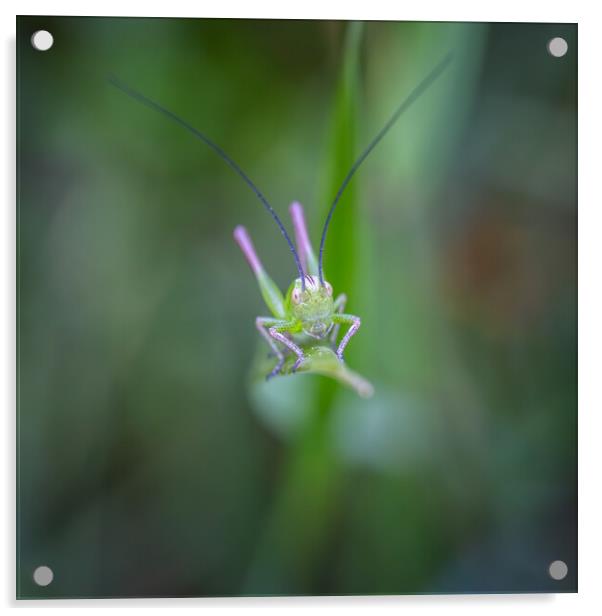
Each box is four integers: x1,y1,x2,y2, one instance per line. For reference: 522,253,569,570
234,202,354,379
110,52,451,381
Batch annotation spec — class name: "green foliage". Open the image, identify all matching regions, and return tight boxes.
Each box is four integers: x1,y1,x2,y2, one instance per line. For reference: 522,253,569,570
258,345,374,398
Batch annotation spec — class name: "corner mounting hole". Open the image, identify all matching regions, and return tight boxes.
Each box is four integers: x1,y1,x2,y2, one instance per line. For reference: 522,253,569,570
548,560,568,580
547,37,568,58
31,30,54,51
33,565,54,586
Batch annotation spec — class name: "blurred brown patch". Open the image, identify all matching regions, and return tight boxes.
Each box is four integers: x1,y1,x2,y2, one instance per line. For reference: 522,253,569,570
441,192,575,338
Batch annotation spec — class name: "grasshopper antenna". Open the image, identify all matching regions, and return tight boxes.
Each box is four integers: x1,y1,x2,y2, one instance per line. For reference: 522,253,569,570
317,52,453,285
109,76,307,289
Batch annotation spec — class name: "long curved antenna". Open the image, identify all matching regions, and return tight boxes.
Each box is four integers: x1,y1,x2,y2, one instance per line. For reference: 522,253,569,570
317,52,453,285
109,76,306,289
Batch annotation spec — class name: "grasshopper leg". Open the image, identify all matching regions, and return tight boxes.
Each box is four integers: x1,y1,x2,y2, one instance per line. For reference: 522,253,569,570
235,226,286,319
256,317,287,379
256,317,305,379
269,325,305,373
332,313,361,362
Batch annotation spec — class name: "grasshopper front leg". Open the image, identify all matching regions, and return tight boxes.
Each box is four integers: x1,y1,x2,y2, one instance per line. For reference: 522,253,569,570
332,313,361,362
256,317,305,379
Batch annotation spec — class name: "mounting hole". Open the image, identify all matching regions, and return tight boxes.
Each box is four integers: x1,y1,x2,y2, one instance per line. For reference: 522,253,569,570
33,565,54,586
547,37,568,58
548,560,568,580
31,30,54,51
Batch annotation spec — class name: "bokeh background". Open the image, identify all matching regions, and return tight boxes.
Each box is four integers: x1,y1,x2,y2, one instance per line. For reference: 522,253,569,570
17,17,577,597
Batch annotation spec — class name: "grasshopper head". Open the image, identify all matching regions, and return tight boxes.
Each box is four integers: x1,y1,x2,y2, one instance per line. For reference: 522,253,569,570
290,275,334,339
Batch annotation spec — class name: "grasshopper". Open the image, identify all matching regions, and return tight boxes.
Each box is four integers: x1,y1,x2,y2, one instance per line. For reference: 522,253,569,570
110,52,451,381
234,202,356,379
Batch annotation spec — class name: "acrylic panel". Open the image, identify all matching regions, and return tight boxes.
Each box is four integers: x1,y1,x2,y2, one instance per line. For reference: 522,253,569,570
17,16,577,598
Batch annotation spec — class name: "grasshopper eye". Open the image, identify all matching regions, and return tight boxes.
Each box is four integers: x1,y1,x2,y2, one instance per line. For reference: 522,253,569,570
325,282,333,296
292,288,302,304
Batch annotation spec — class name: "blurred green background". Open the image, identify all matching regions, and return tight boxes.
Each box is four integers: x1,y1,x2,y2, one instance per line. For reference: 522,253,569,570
17,17,577,597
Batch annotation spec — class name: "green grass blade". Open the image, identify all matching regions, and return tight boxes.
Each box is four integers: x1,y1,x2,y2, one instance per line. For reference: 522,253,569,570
319,21,363,299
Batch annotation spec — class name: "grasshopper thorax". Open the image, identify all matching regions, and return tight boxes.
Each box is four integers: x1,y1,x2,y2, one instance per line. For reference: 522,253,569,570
289,275,334,339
